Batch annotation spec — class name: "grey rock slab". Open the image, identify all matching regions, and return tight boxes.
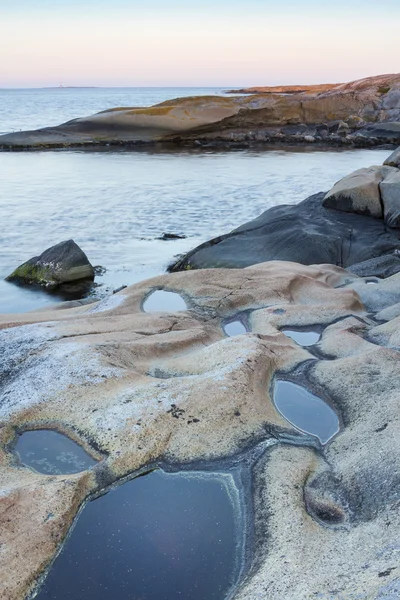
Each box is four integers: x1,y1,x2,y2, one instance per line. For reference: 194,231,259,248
380,168,400,228
169,193,400,271
358,122,400,141
323,165,396,218
346,253,400,278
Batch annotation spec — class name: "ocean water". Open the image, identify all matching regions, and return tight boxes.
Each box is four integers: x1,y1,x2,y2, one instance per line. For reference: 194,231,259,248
0,87,230,133
0,88,391,314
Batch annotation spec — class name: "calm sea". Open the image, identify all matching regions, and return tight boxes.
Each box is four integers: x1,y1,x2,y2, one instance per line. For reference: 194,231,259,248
0,87,390,313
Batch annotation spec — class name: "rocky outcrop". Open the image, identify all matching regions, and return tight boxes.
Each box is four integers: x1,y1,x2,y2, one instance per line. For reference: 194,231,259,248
226,83,339,95
0,261,399,599
1,73,399,150
322,165,397,218
169,150,400,274
5,240,94,289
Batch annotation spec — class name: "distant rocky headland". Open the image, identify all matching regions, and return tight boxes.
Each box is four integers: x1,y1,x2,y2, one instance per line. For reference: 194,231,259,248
1,73,399,150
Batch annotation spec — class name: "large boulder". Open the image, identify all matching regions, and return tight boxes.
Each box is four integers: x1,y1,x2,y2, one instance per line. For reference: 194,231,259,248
322,165,396,217
380,168,400,228
6,239,94,288
169,193,400,273
384,145,400,168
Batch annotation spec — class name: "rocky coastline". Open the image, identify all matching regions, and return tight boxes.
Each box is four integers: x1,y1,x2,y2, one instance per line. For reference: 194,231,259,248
0,73,399,151
1,144,400,598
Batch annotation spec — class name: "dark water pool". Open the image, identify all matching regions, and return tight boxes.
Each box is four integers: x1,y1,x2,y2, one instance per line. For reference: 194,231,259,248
15,430,97,475
36,469,243,600
273,380,339,444
143,290,187,313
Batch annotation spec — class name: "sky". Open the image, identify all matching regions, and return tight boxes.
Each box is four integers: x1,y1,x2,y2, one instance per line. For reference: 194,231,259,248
1,0,399,88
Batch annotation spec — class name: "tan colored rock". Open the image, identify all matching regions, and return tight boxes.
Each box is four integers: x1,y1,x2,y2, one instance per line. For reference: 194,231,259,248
323,165,397,217
1,261,400,599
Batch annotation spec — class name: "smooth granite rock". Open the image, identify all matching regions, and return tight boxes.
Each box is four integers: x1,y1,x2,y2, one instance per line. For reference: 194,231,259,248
380,168,400,228
0,262,399,599
323,165,396,218
5,239,94,288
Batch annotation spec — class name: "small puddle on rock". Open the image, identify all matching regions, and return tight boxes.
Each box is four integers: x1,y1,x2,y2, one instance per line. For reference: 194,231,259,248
366,280,379,285
223,318,248,337
143,290,187,313
15,430,97,475
273,380,339,444
36,469,244,600
282,328,321,346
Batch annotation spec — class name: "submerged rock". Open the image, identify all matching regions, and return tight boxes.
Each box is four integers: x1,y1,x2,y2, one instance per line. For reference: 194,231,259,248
157,232,187,240
6,240,94,289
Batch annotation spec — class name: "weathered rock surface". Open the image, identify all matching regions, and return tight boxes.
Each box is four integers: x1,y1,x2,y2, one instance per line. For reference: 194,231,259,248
0,261,399,599
323,165,396,218
1,73,399,149
5,239,94,288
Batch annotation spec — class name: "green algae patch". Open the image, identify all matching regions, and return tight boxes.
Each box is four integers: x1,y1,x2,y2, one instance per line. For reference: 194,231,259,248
6,262,55,287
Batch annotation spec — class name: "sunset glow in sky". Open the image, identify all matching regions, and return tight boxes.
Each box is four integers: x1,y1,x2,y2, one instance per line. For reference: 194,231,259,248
1,0,399,88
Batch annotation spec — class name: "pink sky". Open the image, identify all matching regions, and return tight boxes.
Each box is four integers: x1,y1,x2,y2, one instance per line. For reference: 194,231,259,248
1,3,399,87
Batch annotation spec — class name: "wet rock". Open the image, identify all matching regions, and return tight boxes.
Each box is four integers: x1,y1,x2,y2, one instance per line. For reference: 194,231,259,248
323,165,396,218
157,232,187,240
6,240,94,289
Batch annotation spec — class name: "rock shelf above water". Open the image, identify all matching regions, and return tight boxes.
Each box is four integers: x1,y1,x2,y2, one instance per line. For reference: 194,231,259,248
1,73,400,150
0,259,399,599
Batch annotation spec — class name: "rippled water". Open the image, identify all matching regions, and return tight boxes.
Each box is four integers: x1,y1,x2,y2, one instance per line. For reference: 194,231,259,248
0,147,389,313
0,88,390,314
